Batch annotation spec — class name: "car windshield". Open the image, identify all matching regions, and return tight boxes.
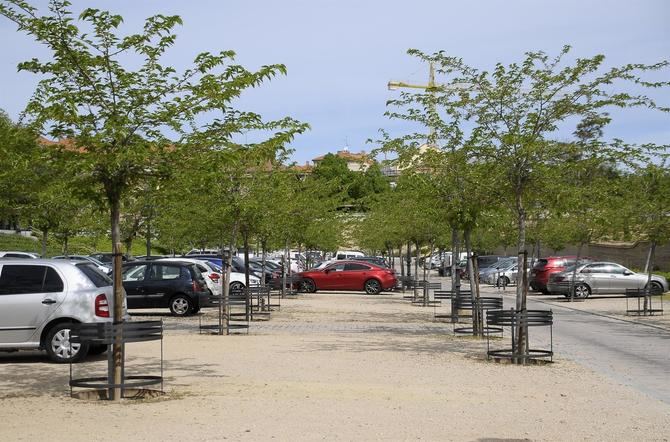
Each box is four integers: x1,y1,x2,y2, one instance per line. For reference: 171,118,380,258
76,262,112,287
533,259,548,269
205,262,222,273
85,256,106,266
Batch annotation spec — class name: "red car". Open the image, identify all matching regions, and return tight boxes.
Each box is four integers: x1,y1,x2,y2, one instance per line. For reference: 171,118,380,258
530,256,593,294
298,261,397,295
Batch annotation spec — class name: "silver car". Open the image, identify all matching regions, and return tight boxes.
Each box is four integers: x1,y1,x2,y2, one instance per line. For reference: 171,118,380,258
0,259,128,362
547,262,669,298
479,257,518,283
53,254,112,274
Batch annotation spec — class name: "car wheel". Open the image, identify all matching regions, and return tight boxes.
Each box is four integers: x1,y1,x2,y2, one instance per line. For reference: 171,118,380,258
573,283,591,299
364,279,382,295
169,295,193,316
45,322,88,363
301,278,317,293
646,281,663,295
229,281,245,294
497,276,510,287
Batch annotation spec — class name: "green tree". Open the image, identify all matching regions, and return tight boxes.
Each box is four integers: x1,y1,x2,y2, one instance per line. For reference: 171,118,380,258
621,162,670,303
1,0,304,396
0,110,40,231
402,47,668,352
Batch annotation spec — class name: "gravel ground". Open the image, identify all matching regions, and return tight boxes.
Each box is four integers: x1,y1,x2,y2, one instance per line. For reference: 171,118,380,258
0,286,668,441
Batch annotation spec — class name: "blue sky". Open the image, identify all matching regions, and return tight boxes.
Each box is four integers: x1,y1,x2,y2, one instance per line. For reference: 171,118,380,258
1,0,668,164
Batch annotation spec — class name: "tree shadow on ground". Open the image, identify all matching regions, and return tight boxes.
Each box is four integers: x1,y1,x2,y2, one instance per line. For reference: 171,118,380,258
0,350,223,398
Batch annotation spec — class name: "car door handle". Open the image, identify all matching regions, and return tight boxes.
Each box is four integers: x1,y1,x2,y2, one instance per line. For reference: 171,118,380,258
42,299,57,305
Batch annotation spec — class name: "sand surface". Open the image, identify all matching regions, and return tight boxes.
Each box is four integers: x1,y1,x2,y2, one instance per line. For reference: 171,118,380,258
1,289,669,441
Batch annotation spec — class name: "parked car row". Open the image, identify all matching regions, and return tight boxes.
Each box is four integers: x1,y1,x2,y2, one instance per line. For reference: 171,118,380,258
472,254,669,298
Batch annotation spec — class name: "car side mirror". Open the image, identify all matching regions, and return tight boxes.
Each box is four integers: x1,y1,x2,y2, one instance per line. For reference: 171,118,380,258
324,269,331,274
623,271,633,276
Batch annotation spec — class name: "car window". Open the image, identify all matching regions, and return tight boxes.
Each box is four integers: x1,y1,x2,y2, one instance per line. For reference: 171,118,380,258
328,263,346,272
533,259,548,269
43,267,64,292
208,263,223,273
150,264,182,280
344,263,370,271
0,265,63,294
582,263,610,274
77,263,112,287
196,264,208,273
607,264,626,274
123,264,148,281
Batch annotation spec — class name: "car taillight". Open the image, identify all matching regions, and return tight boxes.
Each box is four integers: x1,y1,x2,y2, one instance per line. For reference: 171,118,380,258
192,280,204,292
95,294,110,318
209,273,220,282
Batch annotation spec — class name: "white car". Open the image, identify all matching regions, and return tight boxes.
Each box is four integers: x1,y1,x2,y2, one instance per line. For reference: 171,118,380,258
0,259,128,362
157,258,260,297
335,250,364,260
52,254,112,274
0,251,40,259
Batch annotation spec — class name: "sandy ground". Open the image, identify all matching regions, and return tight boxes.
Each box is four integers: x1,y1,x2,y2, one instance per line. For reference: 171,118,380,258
1,287,669,441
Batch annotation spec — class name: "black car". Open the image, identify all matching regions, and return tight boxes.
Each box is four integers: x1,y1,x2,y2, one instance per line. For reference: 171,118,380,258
121,260,210,316
89,252,132,265
231,257,276,284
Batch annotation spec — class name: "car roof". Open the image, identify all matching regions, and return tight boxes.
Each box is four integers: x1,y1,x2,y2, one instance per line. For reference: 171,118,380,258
0,250,39,256
327,260,381,267
0,258,97,274
158,257,211,266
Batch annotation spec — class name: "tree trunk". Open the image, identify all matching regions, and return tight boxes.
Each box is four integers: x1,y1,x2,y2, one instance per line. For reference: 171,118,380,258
451,228,460,323
145,213,151,257
261,240,267,288
124,238,133,258
41,229,48,257
465,229,481,336
110,199,124,401
222,221,239,335
63,234,69,256
644,241,653,274
569,243,584,302
406,241,412,285
243,230,250,322
414,241,420,301
515,189,528,363
399,243,406,293
644,240,656,312
282,239,289,297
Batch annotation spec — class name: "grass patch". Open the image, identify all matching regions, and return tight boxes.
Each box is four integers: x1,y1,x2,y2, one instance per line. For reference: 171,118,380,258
0,232,169,257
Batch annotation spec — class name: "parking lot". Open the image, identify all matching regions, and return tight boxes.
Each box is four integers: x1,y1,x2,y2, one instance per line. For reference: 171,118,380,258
1,280,669,441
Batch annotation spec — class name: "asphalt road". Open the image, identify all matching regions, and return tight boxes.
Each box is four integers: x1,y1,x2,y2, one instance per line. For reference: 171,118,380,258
494,290,670,405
